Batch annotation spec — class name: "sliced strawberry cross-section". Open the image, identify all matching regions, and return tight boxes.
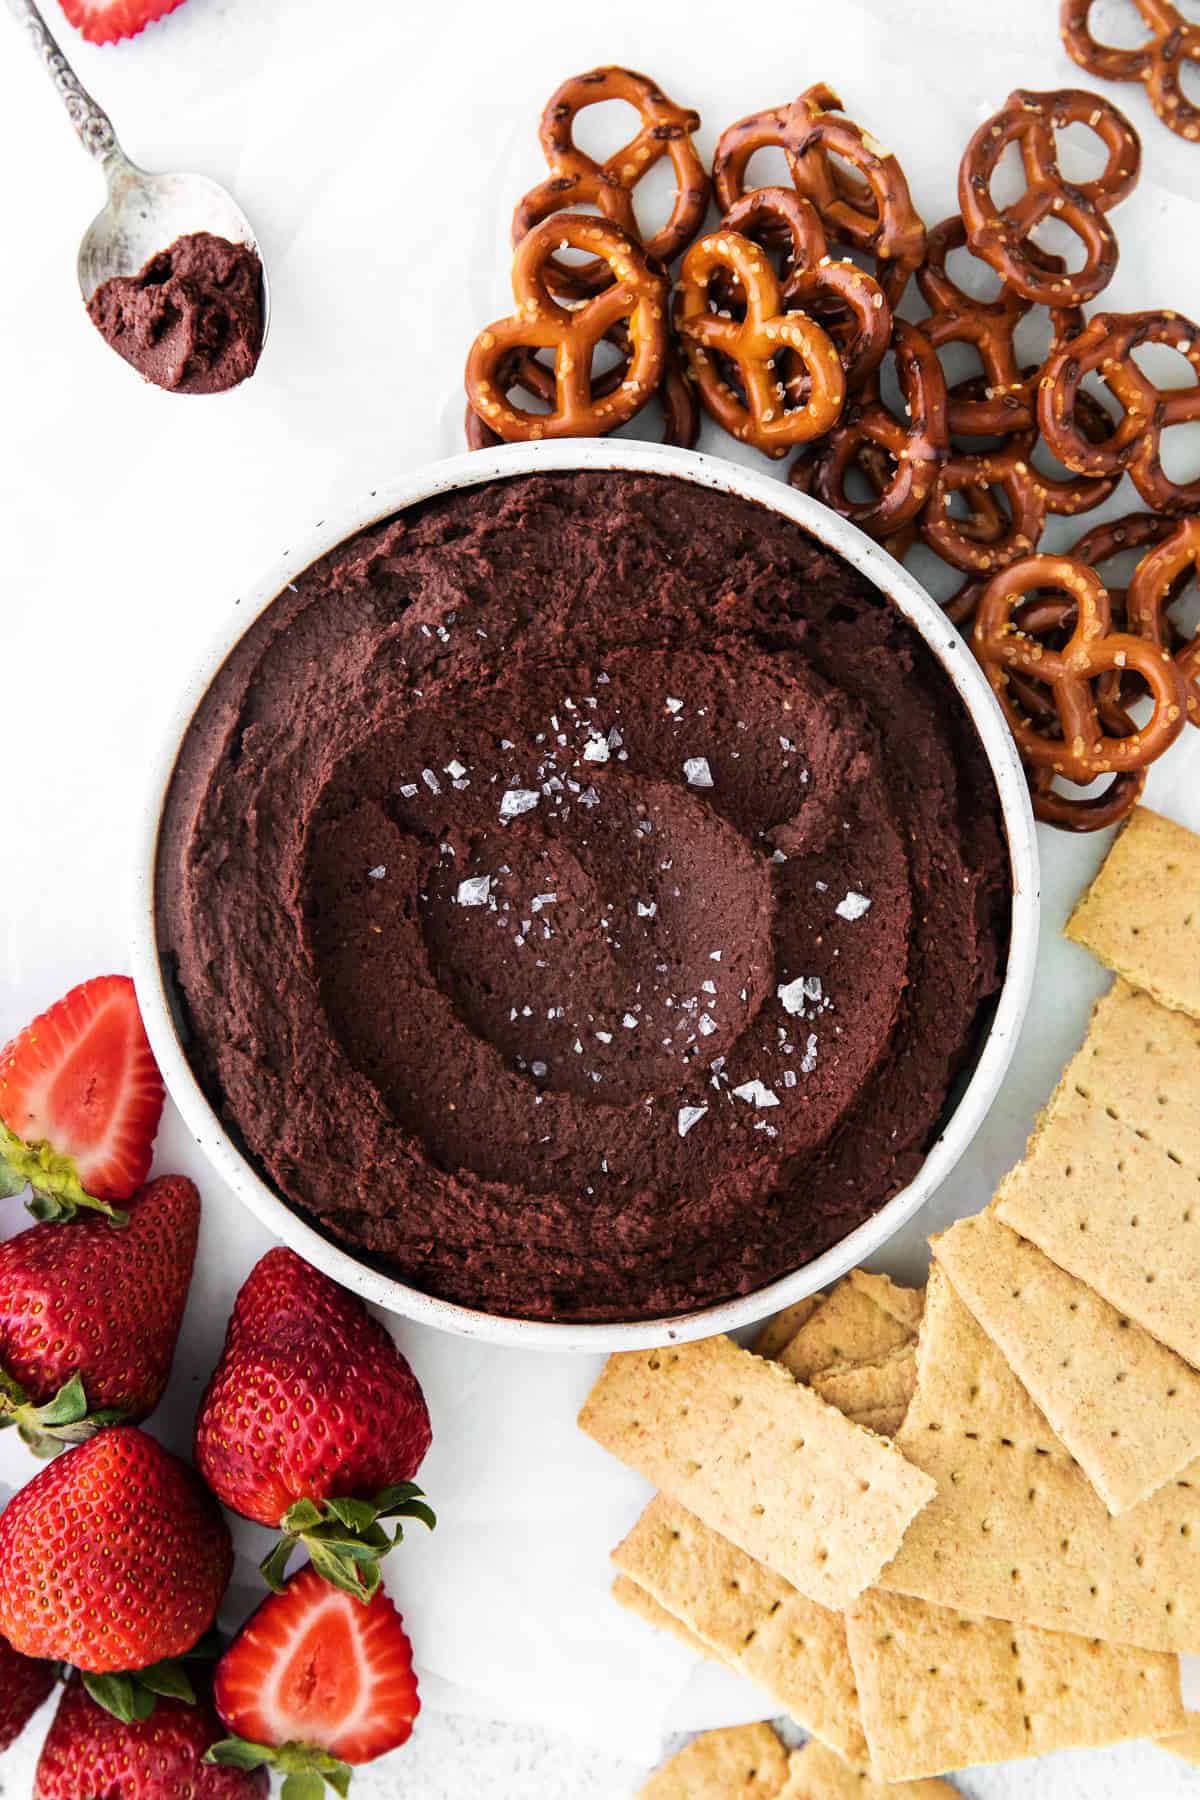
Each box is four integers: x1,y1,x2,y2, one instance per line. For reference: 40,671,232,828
209,1566,419,1791
0,975,164,1222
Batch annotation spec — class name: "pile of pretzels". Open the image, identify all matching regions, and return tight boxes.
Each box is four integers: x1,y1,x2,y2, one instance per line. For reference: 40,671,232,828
462,68,1199,831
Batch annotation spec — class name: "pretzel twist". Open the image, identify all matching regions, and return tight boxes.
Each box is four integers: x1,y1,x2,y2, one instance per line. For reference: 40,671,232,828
1038,308,1200,512
712,85,925,303
464,332,698,451
674,230,846,456
972,554,1188,784
917,216,1085,436
959,88,1141,305
513,66,710,298
465,216,669,441
1125,516,1200,723
785,84,927,304
1061,0,1200,143
1027,766,1146,830
717,188,892,394
787,319,948,535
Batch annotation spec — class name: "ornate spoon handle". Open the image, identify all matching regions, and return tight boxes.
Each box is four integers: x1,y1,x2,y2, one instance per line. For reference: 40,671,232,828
6,0,123,163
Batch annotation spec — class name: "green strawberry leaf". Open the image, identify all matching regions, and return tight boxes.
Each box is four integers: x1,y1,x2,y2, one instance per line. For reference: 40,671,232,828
0,1150,26,1200
32,1373,90,1428
281,1773,327,1800
0,1365,29,1412
82,1671,156,1724
205,1738,278,1772
280,1498,325,1534
323,1496,379,1535
137,1660,197,1703
388,1498,436,1534
306,1536,381,1601
16,1423,62,1460
260,1535,297,1594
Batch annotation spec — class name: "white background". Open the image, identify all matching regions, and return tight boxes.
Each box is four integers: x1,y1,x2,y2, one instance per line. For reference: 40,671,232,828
3,0,1200,1794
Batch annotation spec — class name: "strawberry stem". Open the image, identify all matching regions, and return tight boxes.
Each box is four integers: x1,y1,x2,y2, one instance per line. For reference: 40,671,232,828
0,1123,129,1225
260,1485,435,1604
206,1737,353,1796
0,1368,127,1457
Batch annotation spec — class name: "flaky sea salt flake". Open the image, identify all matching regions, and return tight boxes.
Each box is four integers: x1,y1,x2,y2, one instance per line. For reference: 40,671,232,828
836,890,872,921
456,876,491,907
733,1079,779,1108
683,756,713,788
500,788,540,821
677,1104,708,1138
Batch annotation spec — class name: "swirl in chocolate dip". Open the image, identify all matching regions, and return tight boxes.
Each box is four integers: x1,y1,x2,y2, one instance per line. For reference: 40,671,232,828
157,472,1009,1322
87,231,262,395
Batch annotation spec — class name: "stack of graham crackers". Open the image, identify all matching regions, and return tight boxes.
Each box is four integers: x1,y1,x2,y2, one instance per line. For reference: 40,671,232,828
580,806,1200,1792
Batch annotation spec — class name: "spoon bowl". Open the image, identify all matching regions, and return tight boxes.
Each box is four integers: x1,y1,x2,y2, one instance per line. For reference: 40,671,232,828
77,154,271,351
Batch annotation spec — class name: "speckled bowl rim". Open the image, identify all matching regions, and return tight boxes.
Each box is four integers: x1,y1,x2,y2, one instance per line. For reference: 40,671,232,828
131,439,1039,1352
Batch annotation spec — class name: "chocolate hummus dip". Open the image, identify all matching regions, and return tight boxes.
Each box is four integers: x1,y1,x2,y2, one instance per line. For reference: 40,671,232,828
158,472,1008,1322
87,231,262,395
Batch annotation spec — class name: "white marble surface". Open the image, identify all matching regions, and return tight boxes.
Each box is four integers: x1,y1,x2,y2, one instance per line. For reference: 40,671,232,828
3,0,1200,1794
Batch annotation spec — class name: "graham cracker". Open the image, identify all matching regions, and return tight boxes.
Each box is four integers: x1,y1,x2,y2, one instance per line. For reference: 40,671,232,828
1065,807,1200,1021
810,1346,917,1437
612,1494,868,1765
579,1334,935,1611
849,1268,926,1334
844,1586,1184,1782
838,1403,909,1437
879,1269,1200,1652
1161,1715,1200,1767
776,1273,922,1382
778,1738,956,1800
639,1724,790,1800
933,1212,1200,1513
612,1574,711,1659
994,987,1200,1369
753,1295,824,1360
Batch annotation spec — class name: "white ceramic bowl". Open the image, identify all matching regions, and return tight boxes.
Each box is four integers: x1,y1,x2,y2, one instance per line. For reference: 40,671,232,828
131,439,1039,1351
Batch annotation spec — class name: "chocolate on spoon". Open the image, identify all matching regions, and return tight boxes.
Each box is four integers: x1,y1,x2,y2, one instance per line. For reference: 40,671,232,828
8,0,270,394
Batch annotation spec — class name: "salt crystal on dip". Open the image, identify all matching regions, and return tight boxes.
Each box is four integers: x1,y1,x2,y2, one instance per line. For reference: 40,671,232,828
835,891,871,921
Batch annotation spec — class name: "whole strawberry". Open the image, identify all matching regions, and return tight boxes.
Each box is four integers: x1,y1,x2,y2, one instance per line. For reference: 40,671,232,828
0,975,164,1224
0,1629,55,1751
0,1175,199,1454
0,1427,232,1675
36,1675,267,1800
208,1564,419,1794
195,1248,432,1599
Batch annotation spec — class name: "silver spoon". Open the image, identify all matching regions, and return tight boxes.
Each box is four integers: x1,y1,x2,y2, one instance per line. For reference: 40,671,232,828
7,0,270,344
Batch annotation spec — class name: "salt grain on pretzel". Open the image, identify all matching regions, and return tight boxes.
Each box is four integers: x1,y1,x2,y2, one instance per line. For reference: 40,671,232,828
674,229,846,457
1038,307,1200,512
513,66,709,299
959,87,1141,306
465,215,669,441
1061,0,1200,143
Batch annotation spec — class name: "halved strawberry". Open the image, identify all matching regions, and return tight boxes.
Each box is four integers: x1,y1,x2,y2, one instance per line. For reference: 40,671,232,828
0,975,164,1223
208,1566,419,1792
57,0,189,48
